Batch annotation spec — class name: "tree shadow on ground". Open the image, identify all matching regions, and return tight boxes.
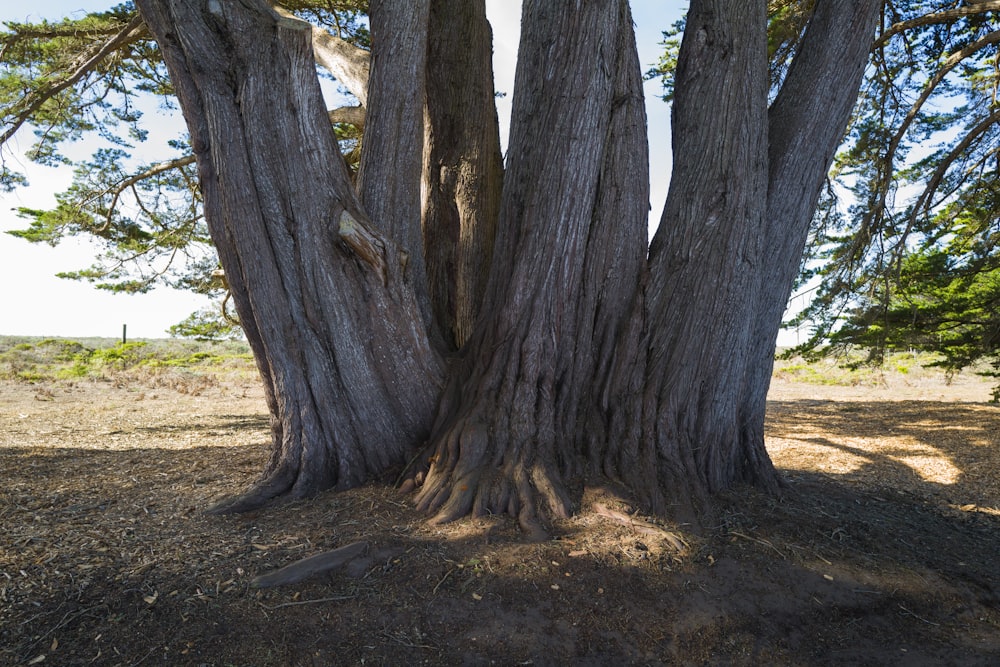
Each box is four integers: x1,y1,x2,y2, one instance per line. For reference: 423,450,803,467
131,414,272,435
766,399,1000,509
3,413,1000,666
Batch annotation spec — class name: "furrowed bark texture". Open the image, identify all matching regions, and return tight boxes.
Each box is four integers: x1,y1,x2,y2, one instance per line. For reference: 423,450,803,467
357,0,435,334
638,0,773,508
136,0,443,511
739,0,884,465
421,0,504,350
413,0,648,533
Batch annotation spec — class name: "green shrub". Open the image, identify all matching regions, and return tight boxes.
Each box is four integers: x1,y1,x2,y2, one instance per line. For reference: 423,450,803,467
92,342,150,369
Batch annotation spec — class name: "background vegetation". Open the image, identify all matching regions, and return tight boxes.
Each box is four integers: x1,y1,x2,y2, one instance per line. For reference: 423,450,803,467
0,335,254,386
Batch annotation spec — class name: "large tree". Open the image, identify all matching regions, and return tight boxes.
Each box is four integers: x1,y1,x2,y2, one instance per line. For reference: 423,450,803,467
3,0,887,530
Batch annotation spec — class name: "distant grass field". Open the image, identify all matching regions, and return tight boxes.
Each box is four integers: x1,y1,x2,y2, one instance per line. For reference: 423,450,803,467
0,335,256,385
2,335,980,393
772,349,953,386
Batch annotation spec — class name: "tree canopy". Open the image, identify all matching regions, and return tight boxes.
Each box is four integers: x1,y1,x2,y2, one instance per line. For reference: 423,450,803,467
798,0,1000,385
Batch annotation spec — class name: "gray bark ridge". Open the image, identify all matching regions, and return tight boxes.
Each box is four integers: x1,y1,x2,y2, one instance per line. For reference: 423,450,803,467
358,0,435,337
637,0,772,507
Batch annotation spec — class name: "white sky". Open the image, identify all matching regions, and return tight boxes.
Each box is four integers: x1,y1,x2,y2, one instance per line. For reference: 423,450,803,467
0,1,685,339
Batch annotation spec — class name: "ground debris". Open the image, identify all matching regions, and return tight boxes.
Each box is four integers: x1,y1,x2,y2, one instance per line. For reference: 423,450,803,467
2,369,1000,665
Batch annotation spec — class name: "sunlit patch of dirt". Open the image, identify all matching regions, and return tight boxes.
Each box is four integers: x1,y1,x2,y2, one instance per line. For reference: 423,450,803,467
2,367,1000,665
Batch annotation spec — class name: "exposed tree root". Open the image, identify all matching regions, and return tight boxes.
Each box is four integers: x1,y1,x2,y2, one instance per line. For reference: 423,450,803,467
205,465,298,515
413,462,570,543
407,416,574,542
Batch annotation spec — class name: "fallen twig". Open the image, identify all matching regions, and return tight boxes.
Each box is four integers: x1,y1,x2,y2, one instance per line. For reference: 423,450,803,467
431,568,454,595
729,531,787,560
258,595,358,610
898,603,940,626
592,503,688,551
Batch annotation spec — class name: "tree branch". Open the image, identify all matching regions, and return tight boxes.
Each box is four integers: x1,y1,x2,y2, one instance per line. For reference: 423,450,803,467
250,541,369,588
337,208,390,284
909,108,1000,225
74,154,197,231
872,30,1000,227
328,104,365,128
108,154,196,211
0,13,147,146
272,6,369,105
1,23,125,42
874,1,1000,49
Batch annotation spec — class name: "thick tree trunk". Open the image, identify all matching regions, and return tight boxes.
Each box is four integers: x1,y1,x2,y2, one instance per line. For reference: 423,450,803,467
635,0,775,510
740,0,883,462
411,0,648,535
421,0,504,350
135,0,884,530
357,0,435,335
136,0,443,512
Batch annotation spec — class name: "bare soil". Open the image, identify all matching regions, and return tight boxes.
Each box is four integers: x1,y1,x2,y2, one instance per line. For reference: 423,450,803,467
2,363,1000,666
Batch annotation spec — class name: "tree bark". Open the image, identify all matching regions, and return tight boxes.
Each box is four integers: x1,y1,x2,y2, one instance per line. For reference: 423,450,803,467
739,0,883,473
131,0,885,530
421,0,504,350
411,0,648,535
635,0,774,510
357,0,435,335
136,0,443,512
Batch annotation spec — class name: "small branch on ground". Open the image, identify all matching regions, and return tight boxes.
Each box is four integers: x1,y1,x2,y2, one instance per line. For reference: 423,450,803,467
251,541,369,588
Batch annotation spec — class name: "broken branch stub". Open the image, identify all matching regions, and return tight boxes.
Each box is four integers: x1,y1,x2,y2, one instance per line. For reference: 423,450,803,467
337,210,389,284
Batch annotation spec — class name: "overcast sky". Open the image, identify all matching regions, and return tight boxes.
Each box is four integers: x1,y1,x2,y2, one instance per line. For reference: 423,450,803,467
0,1,685,339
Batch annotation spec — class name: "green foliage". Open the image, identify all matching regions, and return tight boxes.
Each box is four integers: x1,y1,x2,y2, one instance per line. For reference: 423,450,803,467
91,340,149,368
0,3,216,297
168,306,244,342
765,0,815,88
0,0,368,323
774,348,954,387
644,17,684,102
1,4,171,180
775,1,1000,385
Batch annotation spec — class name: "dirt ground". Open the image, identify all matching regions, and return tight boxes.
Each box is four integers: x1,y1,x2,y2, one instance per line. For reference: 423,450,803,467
2,363,1000,666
